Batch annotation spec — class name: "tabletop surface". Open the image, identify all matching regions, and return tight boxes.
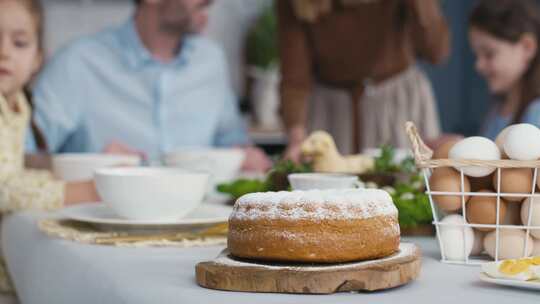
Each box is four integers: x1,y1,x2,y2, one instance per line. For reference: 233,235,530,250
2,211,540,304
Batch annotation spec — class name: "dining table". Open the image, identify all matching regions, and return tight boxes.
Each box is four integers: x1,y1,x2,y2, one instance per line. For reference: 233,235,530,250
2,210,539,304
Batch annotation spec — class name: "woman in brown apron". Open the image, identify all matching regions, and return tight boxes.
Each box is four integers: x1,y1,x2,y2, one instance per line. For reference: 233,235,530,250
278,0,450,159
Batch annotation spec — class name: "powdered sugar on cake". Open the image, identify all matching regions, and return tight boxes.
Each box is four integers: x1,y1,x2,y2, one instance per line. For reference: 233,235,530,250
230,189,398,221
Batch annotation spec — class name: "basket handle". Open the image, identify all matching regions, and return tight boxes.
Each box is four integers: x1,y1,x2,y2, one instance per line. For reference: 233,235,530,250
405,121,433,165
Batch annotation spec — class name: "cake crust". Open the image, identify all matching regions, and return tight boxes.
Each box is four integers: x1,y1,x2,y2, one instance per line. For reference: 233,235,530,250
228,189,400,263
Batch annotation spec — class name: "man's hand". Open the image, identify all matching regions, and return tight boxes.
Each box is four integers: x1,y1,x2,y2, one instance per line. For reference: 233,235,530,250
103,141,147,159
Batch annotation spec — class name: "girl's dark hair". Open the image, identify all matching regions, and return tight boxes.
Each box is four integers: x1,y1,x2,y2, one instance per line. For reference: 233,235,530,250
470,0,540,124
24,89,47,151
19,0,47,151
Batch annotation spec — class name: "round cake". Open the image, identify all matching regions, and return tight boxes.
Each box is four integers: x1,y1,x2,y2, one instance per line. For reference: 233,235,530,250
228,189,400,263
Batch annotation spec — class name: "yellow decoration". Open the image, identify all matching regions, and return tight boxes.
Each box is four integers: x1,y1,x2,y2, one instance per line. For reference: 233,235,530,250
301,130,374,174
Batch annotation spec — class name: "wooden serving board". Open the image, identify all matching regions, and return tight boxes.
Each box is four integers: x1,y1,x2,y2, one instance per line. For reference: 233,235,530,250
196,242,421,294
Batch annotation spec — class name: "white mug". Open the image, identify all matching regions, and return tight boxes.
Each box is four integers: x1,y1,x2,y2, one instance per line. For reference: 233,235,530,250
288,173,364,191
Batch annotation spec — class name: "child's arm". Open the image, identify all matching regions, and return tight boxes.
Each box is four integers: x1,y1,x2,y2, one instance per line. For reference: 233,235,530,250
64,180,99,206
24,153,52,170
0,172,100,212
0,170,65,212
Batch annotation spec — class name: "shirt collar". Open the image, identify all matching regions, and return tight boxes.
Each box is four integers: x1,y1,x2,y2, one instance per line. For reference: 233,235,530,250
118,17,196,69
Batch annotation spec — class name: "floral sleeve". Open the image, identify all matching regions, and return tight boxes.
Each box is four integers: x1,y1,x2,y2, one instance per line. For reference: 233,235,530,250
0,170,64,212
0,93,64,213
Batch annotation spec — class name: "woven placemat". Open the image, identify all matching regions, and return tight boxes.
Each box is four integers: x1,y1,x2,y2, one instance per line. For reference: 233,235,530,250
38,219,227,248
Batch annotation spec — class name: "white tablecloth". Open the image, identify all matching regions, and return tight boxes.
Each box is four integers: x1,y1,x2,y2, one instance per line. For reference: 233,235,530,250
2,211,539,304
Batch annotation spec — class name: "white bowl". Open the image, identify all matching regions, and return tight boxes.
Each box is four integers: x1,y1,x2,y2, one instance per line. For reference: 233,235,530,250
163,148,245,190
94,167,209,221
52,153,141,182
288,173,363,191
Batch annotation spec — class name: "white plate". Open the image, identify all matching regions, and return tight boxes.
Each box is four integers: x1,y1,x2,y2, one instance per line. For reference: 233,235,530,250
479,273,540,291
59,203,232,228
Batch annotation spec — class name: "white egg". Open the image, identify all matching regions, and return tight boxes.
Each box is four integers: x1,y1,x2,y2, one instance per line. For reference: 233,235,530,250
484,229,534,260
449,137,501,177
471,229,485,256
533,239,540,256
495,125,515,158
504,123,540,160
520,198,540,239
439,214,474,261
534,264,540,279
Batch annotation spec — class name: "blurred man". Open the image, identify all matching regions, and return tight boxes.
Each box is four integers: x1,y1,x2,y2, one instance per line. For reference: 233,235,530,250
29,0,271,171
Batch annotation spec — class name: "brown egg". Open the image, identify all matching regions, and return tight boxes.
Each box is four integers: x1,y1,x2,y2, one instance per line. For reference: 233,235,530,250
502,201,522,225
429,167,470,212
470,174,495,192
466,190,507,232
493,168,533,202
433,138,461,159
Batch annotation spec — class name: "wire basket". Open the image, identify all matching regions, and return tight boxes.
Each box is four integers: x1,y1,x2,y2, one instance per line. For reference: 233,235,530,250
405,122,540,265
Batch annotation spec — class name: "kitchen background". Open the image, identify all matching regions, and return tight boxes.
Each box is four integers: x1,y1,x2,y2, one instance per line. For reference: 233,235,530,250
40,0,491,150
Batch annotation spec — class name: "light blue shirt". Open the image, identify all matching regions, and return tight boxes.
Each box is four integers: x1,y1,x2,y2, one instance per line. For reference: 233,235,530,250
482,99,540,139
29,19,249,158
